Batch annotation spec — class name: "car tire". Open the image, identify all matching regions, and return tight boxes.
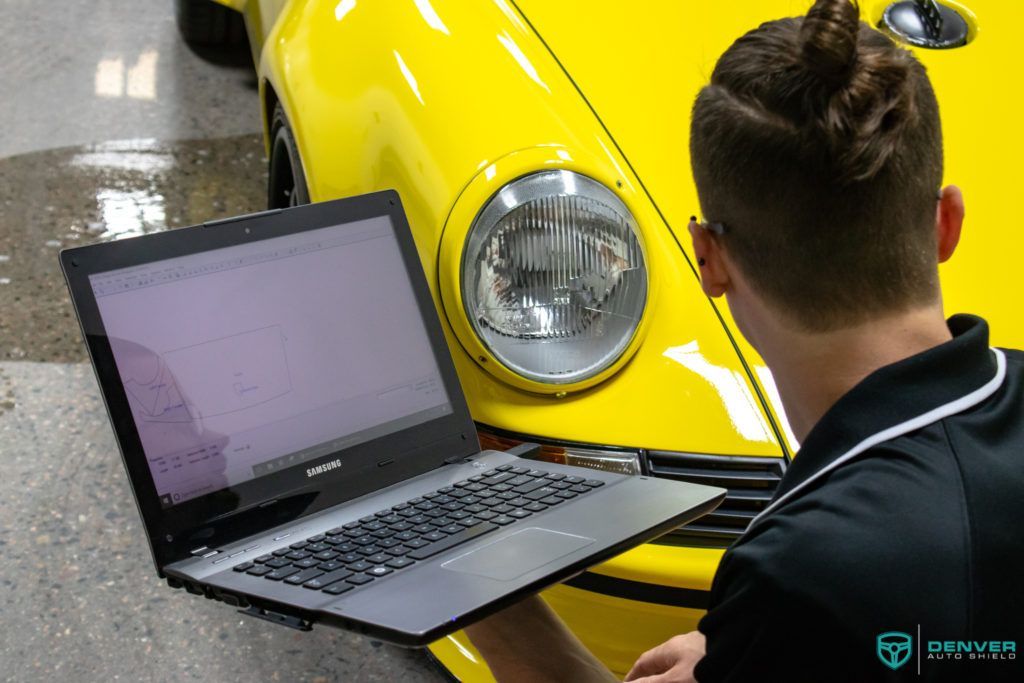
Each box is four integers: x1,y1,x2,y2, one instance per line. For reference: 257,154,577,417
268,104,311,209
174,0,246,47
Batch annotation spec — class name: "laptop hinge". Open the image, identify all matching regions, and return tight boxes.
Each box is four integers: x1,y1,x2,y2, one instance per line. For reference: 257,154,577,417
505,442,542,459
444,442,540,466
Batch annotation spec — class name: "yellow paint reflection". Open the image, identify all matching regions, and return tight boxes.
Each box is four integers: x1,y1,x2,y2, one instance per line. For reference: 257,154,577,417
662,340,774,444
492,0,528,33
413,0,449,35
496,31,549,93
446,634,481,664
334,0,356,22
593,136,630,190
394,50,425,105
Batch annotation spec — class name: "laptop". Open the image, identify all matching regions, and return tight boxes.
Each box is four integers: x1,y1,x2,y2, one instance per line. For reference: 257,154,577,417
60,191,725,646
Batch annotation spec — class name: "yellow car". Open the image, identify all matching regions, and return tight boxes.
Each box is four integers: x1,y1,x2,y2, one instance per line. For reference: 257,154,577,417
177,0,1022,678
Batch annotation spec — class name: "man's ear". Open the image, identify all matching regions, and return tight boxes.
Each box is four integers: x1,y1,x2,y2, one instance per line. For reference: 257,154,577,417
688,218,730,298
936,185,964,263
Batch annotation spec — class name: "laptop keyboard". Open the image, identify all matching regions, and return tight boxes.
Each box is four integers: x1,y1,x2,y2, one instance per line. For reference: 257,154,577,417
229,464,605,597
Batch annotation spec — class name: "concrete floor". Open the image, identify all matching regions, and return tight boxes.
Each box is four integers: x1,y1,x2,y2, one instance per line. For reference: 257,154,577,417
0,2,445,681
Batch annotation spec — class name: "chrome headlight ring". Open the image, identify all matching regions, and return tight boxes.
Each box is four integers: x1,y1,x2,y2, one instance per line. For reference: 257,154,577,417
461,170,648,385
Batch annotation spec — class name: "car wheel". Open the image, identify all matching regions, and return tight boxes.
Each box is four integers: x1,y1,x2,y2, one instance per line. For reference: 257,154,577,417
174,0,246,47
267,104,311,209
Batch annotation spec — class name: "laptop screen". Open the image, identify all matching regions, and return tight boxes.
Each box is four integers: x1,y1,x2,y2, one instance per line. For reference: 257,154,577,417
88,216,453,508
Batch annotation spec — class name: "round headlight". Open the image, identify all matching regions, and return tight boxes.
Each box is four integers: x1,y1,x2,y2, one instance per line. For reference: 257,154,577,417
462,170,648,385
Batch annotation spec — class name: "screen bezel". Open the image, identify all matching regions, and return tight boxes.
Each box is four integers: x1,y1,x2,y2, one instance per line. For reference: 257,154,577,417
61,191,479,570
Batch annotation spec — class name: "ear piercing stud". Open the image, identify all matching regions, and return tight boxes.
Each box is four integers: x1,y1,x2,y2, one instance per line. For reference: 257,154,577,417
692,217,708,267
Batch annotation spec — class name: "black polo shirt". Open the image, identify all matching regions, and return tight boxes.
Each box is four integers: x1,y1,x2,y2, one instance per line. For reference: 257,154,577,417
694,315,1023,682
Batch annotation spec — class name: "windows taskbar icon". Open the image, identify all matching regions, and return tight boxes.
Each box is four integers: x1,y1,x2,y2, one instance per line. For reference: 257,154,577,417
159,493,180,508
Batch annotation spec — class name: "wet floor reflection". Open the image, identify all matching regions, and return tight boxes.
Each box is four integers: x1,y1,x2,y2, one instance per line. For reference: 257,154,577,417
0,134,267,362
0,144,442,683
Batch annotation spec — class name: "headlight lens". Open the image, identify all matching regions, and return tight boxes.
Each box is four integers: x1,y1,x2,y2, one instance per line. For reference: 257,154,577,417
462,170,647,384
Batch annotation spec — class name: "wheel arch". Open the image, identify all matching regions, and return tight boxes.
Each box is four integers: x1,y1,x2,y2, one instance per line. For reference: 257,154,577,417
259,77,279,154
255,0,624,273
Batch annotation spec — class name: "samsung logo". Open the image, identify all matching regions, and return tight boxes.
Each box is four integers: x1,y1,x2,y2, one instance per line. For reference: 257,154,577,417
307,459,342,478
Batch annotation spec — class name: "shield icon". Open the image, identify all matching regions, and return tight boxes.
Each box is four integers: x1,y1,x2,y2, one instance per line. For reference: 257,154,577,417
877,631,913,671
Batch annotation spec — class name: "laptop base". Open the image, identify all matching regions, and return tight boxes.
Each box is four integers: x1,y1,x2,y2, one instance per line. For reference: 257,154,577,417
166,450,724,647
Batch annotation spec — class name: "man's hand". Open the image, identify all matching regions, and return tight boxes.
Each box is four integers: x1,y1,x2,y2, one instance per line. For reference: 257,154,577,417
624,631,706,683
465,595,617,683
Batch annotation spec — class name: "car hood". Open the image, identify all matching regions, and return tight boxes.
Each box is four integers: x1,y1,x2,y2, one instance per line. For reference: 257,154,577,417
515,0,1024,351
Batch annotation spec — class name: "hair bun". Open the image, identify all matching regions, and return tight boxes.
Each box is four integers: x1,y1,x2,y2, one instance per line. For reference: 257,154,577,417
800,0,861,85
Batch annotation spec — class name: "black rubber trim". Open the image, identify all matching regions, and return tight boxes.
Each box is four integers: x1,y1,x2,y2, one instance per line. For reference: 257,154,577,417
563,571,710,610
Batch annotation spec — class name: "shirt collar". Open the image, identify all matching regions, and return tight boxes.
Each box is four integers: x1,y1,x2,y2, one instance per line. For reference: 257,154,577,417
773,314,998,501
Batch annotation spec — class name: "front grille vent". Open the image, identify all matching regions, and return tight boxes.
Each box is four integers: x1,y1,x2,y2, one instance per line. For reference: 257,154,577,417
645,451,787,548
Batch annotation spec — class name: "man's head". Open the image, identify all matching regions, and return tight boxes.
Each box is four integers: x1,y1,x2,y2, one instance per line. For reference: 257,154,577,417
688,0,964,339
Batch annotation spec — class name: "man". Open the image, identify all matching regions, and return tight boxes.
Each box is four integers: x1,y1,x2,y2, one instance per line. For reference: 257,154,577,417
465,0,1024,680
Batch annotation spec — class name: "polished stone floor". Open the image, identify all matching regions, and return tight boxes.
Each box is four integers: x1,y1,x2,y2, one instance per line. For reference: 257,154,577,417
0,1,443,680
0,135,269,364
0,0,261,159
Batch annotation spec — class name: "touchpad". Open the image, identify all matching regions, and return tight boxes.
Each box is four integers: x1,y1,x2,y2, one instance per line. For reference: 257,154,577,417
441,527,595,581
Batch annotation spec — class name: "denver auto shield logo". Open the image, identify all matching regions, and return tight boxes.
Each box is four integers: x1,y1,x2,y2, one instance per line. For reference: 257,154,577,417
876,628,1016,674
877,632,914,671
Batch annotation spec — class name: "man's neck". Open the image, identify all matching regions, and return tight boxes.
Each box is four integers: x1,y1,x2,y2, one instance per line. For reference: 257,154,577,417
758,306,953,443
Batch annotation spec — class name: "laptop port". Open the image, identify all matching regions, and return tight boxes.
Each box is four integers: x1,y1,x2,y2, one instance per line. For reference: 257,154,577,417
238,605,312,631
212,589,250,608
